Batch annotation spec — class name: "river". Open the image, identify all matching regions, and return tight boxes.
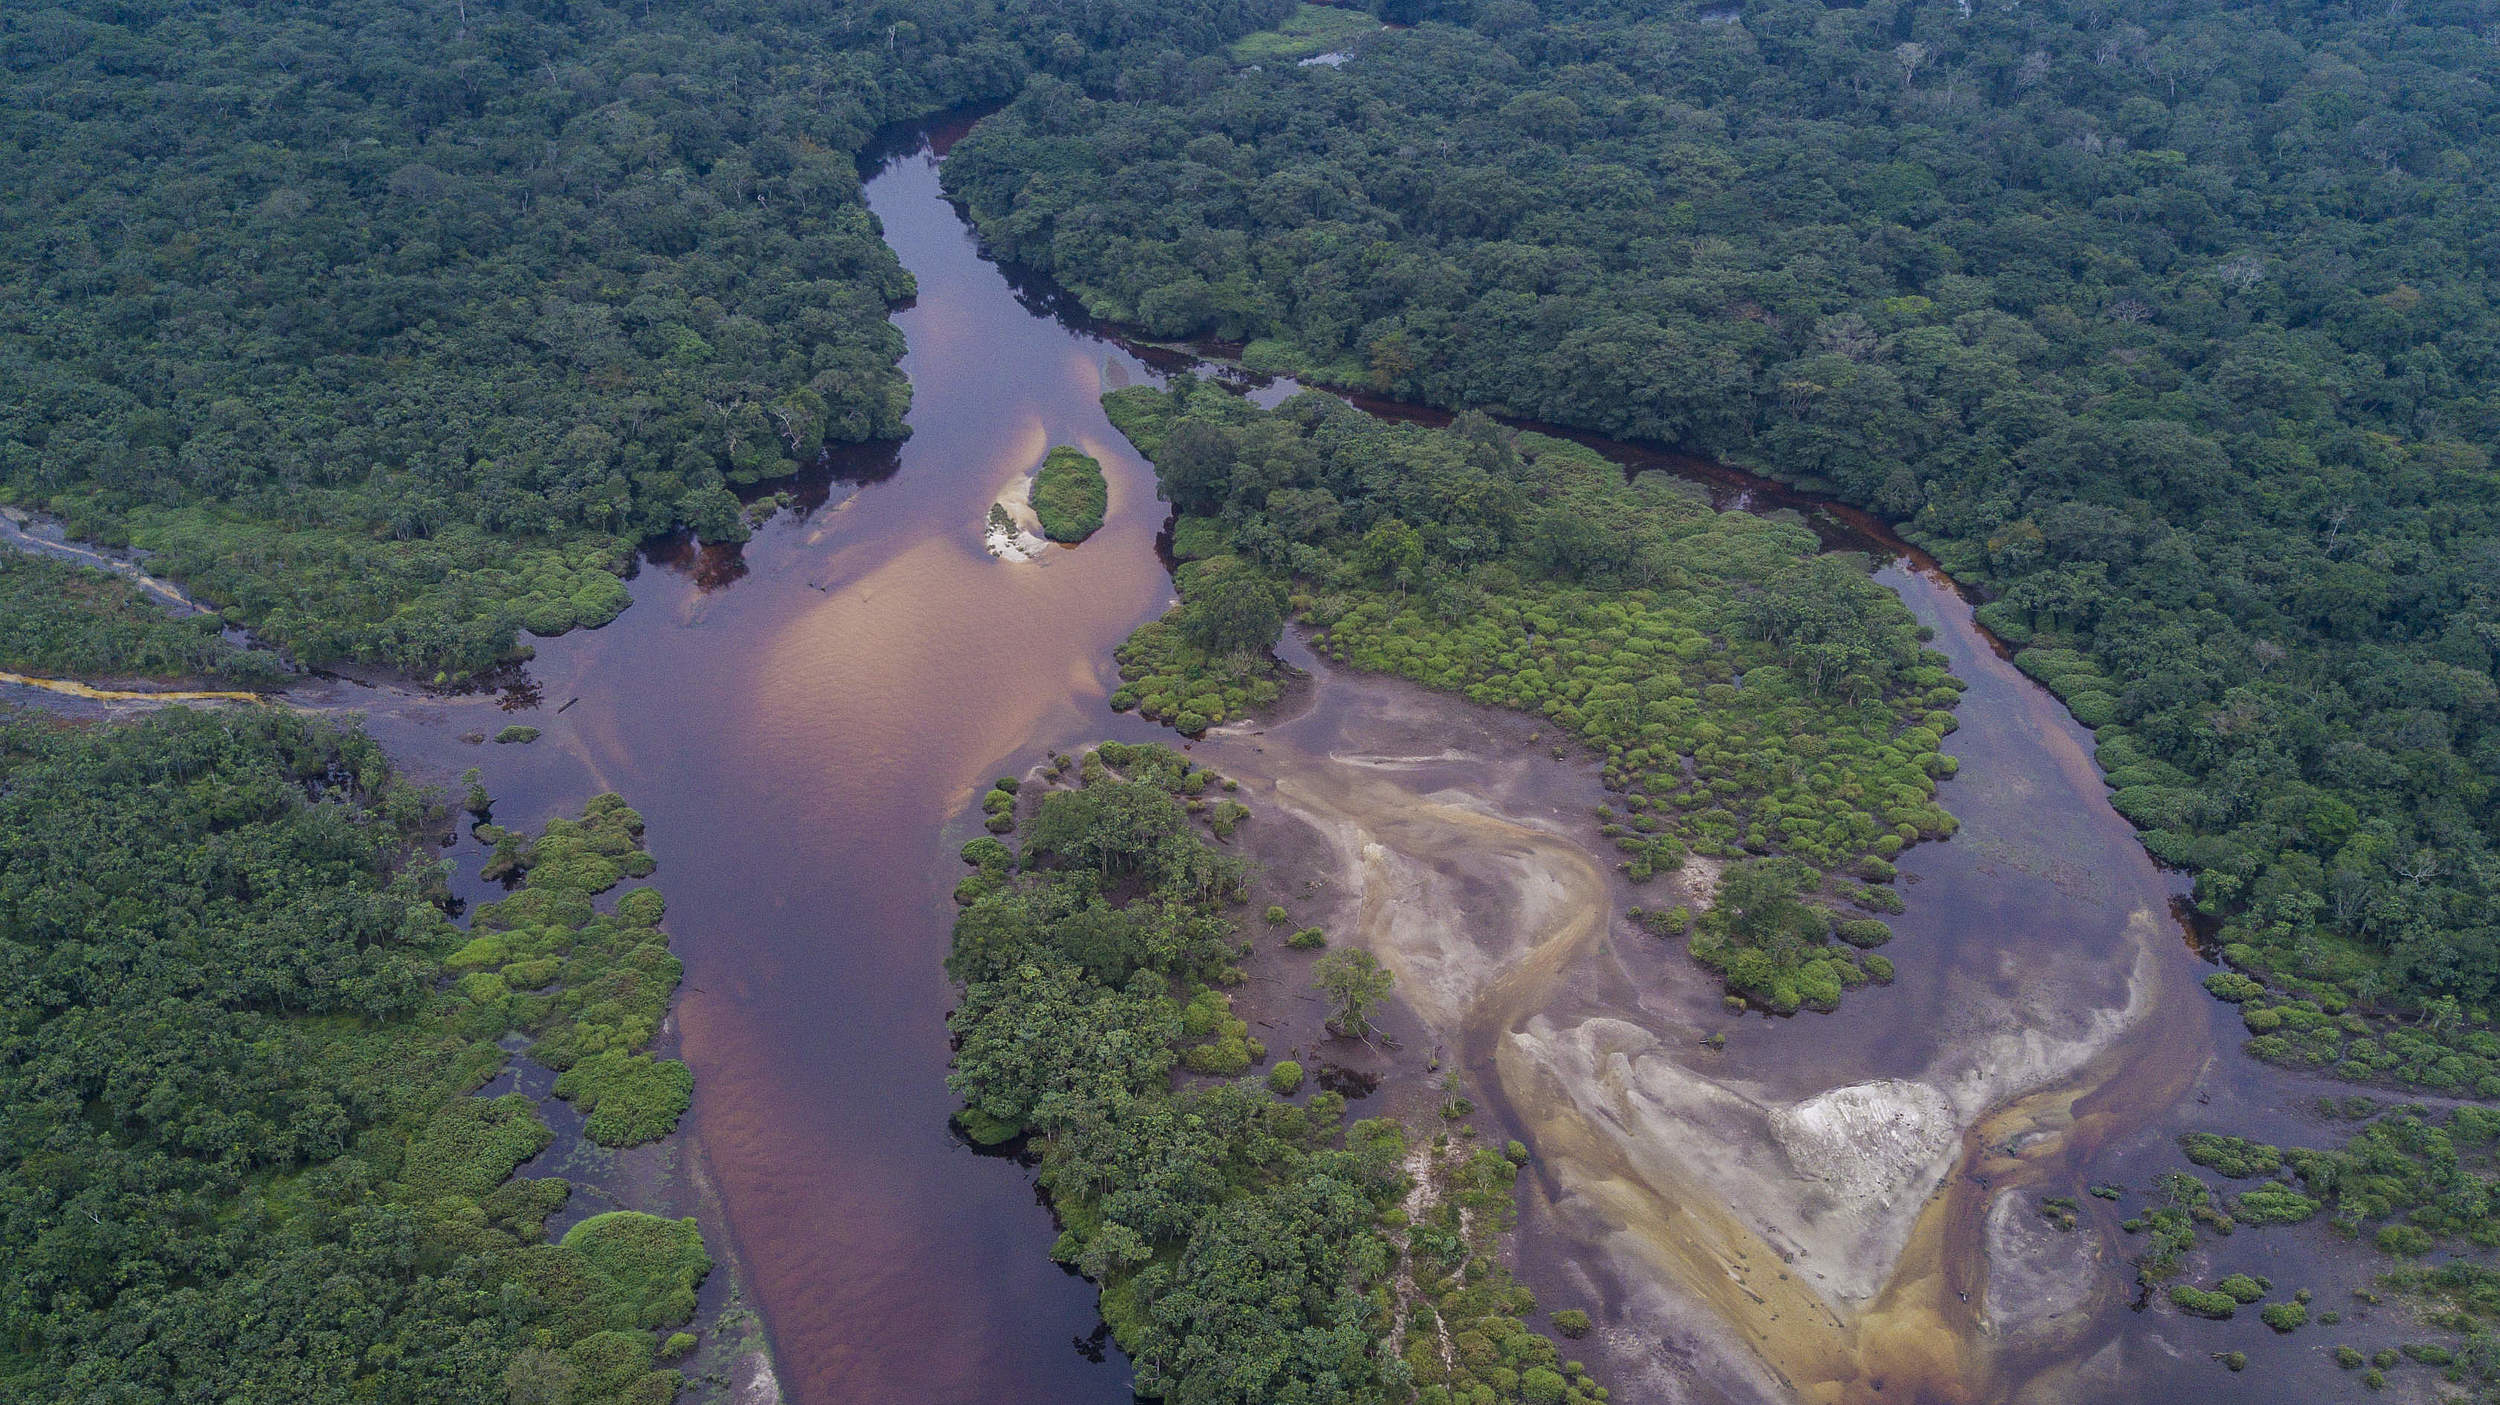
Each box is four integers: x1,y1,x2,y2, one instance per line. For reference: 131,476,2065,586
173,121,2390,1403
358,120,1188,1403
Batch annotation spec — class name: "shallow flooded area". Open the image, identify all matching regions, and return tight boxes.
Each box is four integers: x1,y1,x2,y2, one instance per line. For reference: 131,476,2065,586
1194,583,2210,1404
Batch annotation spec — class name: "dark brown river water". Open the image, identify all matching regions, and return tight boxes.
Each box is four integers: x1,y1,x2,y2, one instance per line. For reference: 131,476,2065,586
364,126,1191,1403
302,123,2403,1404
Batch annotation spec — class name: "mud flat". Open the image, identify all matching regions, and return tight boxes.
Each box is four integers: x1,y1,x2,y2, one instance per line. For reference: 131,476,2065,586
1197,566,2218,1405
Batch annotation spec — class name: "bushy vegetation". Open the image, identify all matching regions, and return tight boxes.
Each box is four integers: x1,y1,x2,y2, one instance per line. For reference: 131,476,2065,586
0,0,1296,678
0,552,279,684
2170,1105,2500,1250
947,0,2500,1071
456,795,695,1148
2116,1103,2500,1373
2122,1172,2230,1290
1032,445,1110,543
2365,1261,2500,1394
0,708,705,1400
1110,565,1292,733
1688,858,1892,1014
1105,380,1958,1007
947,741,1594,1401
2227,987,2500,1099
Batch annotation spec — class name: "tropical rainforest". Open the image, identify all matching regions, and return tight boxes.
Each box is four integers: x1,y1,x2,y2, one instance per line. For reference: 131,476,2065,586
7,0,2500,1399
945,0,2500,1042
0,551,279,684
0,0,1293,678
0,708,706,1401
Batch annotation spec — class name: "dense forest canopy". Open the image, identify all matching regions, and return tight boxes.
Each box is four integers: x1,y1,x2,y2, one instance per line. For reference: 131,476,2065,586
946,0,2500,1024
0,709,706,1401
0,0,1292,676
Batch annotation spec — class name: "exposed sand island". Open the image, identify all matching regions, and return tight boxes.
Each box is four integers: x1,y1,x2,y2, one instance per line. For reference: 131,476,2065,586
982,465,1051,563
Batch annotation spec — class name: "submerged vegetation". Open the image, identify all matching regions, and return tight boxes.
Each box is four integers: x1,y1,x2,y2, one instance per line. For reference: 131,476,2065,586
1031,445,1110,543
0,708,706,1400
947,740,1601,1403
1104,379,1958,1009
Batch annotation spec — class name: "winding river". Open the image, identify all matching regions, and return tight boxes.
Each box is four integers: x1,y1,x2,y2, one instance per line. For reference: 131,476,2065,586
67,120,2379,1403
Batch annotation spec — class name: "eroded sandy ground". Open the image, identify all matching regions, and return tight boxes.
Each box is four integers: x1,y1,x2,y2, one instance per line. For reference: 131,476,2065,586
1199,643,2202,1405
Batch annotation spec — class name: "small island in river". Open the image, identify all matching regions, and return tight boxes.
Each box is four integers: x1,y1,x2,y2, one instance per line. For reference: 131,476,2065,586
1032,445,1110,544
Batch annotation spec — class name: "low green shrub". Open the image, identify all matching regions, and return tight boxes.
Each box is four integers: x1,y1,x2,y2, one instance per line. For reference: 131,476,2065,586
2168,1285,2237,1319
2203,971,2266,1002
554,1052,694,1147
1031,446,1108,543
2182,1133,2282,1178
2216,1273,2268,1303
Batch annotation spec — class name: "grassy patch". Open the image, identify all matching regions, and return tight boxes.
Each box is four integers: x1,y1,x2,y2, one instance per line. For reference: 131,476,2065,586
561,1211,714,1331
401,1094,555,1201
1227,3,1376,63
554,1052,695,1147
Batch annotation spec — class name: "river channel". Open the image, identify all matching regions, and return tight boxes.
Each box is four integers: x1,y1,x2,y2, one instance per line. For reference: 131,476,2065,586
177,121,2397,1403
